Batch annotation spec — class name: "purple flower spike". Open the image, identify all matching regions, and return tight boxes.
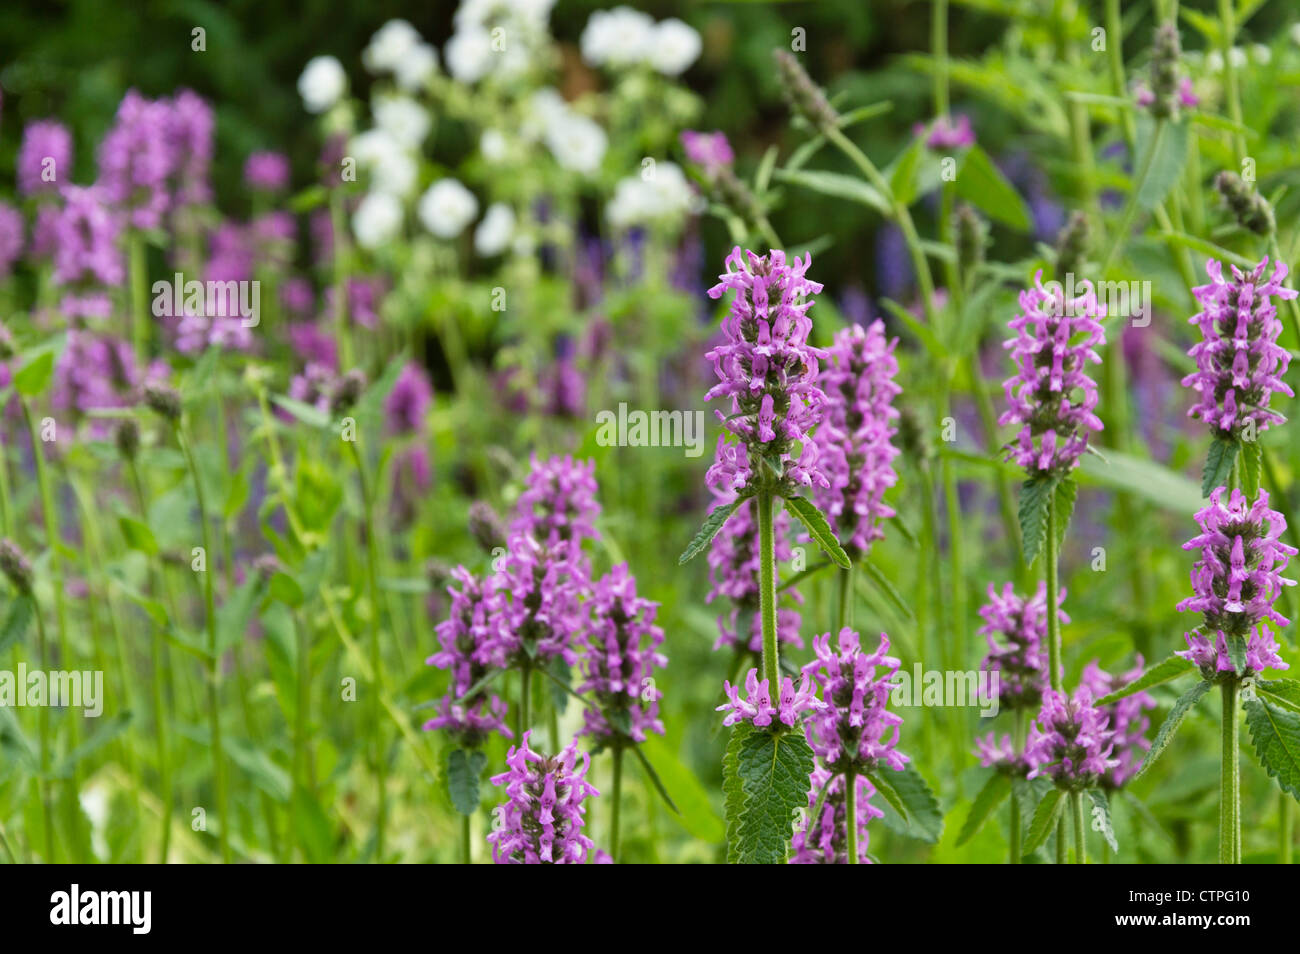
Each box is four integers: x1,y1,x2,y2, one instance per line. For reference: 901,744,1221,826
1000,270,1106,477
680,130,734,179
484,534,585,670
1176,487,1295,675
52,185,124,288
578,563,667,745
717,667,822,728
801,628,908,774
17,120,73,196
244,151,291,192
790,768,882,864
1080,657,1156,788
811,320,900,558
978,582,1063,710
705,247,829,494
423,566,511,746
487,731,599,865
1183,257,1296,441
974,732,1027,774
1024,688,1117,790
97,90,178,230
511,454,601,550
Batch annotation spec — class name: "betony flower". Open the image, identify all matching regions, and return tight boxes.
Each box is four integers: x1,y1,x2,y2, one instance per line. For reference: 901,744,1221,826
483,534,585,669
1176,487,1295,675
1024,688,1117,791
811,321,900,558
914,114,975,150
1182,257,1295,441
974,732,1028,774
17,120,73,196
97,90,177,230
487,731,599,865
577,564,667,745
1080,657,1156,788
244,151,291,192
705,246,829,494
978,582,1062,710
1000,270,1106,476
717,667,823,729
802,628,908,774
511,454,601,550
789,768,882,864
680,130,734,180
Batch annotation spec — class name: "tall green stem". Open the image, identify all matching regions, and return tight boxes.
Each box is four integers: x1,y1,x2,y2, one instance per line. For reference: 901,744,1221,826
845,769,858,864
129,234,149,365
1045,497,1062,692
1009,709,1026,864
757,491,780,690
1071,791,1086,864
610,746,624,862
1219,678,1240,864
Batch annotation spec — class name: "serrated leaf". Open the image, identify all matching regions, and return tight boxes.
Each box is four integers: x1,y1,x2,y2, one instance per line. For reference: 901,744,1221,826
783,495,851,569
1240,439,1262,498
1135,680,1213,780
1202,436,1238,498
640,735,722,841
724,724,816,864
445,748,488,816
1024,787,1065,852
1257,680,1300,715
678,498,744,565
1053,477,1076,549
52,712,133,778
1087,790,1119,852
860,559,914,621
870,764,943,843
1018,473,1059,566
956,772,1012,846
1225,633,1248,676
1096,654,1197,706
1244,697,1300,801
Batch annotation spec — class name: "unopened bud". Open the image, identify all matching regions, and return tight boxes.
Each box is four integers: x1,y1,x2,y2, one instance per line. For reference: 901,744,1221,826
1215,171,1275,236
467,502,506,555
331,368,368,414
953,204,988,281
1149,23,1183,120
114,418,140,460
142,382,182,422
773,49,840,133
0,539,34,594
1054,211,1091,280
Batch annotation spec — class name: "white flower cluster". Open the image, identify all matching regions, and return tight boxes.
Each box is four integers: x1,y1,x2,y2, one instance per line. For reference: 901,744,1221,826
362,19,439,91
580,7,701,76
606,162,696,230
445,0,558,84
523,88,609,176
298,55,347,114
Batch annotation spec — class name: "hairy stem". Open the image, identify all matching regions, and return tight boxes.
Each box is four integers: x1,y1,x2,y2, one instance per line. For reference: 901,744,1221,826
1220,678,1240,864
757,491,780,690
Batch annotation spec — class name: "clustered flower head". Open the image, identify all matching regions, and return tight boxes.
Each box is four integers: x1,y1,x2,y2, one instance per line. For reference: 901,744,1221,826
705,489,804,654
424,566,512,747
96,90,180,230
680,129,763,227
1143,22,1186,120
1183,257,1295,441
1000,270,1106,476
811,321,900,558
1080,657,1157,788
483,533,585,669
0,538,34,594
974,732,1028,774
789,768,882,864
705,247,828,494
914,114,975,150
717,667,823,729
801,628,908,774
1024,688,1117,791
511,453,601,550
978,582,1061,710
577,563,667,745
17,119,73,197
1214,171,1274,237
1176,487,1295,675
487,731,599,865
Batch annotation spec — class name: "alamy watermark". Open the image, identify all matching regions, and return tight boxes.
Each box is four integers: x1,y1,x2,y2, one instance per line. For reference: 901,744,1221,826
594,402,706,458
1043,272,1151,328
889,665,1000,717
151,273,260,327
0,666,104,717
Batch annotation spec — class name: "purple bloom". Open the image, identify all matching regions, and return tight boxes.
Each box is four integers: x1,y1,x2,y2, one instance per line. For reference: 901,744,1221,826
999,270,1106,476
384,360,433,433
978,582,1061,710
790,768,882,864
511,454,601,550
487,731,599,864
169,89,214,207
1024,688,1117,790
914,114,975,150
1079,657,1156,788
97,90,177,230
483,534,585,669
51,331,154,437
244,151,291,191
680,130,734,179
705,247,829,493
577,564,667,744
17,120,73,196
801,628,907,773
1176,487,1294,675
974,732,1028,773
0,203,22,278
424,566,511,746
811,321,900,558
287,321,336,369
717,666,822,728
1182,257,1295,441
52,185,124,288
325,277,383,330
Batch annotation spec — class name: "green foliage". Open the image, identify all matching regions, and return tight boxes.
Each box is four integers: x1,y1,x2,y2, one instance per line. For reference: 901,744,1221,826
1244,697,1300,801
722,723,816,864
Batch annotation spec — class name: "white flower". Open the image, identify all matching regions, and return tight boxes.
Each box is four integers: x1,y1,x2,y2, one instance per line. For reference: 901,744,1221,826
373,95,431,149
544,113,608,175
353,192,404,249
370,150,418,197
445,27,495,83
581,6,655,68
456,0,556,31
651,18,701,76
298,56,347,114
606,162,694,229
480,129,509,162
474,203,516,256
1229,46,1247,68
363,19,422,74
419,179,480,239
395,43,440,91
350,128,402,166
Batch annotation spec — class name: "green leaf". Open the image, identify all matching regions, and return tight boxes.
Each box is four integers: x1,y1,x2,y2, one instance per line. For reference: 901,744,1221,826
771,168,890,215
956,772,1012,846
640,735,724,842
886,136,926,207
1096,654,1197,706
871,764,944,843
678,498,744,565
954,144,1031,230
13,351,55,398
445,748,488,816
630,744,681,815
754,145,779,194
0,595,34,655
271,393,332,430
860,559,915,621
723,723,816,864
291,784,335,863
1076,446,1202,514
1224,633,1248,677
1257,679,1300,715
1240,439,1262,498
546,657,571,715
268,571,305,608
879,297,947,359
1134,117,1189,212
1202,436,1239,498
1053,477,1077,549
216,578,262,654
53,712,132,778
783,495,851,569
117,515,159,556
1244,697,1300,801
1024,787,1065,853
1018,473,1059,566
225,737,292,801
1087,790,1119,853
295,458,343,533
1135,680,1213,780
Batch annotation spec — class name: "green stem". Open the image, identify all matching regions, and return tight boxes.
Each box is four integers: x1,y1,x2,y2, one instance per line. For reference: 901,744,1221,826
941,453,966,668
329,190,353,369
293,607,311,859
32,609,54,861
1071,791,1086,864
518,665,532,742
611,746,624,862
1099,120,1165,275
845,769,858,864
1010,709,1026,864
1045,496,1062,692
129,233,149,365
1217,0,1246,164
1220,678,1240,864
178,424,230,863
835,566,850,634
461,812,472,865
756,491,780,690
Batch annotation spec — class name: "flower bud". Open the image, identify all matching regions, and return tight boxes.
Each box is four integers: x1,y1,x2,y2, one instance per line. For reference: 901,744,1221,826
1215,170,1275,236
773,49,840,133
142,382,182,422
1053,211,1091,280
467,501,506,555
114,418,140,461
0,539,34,594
